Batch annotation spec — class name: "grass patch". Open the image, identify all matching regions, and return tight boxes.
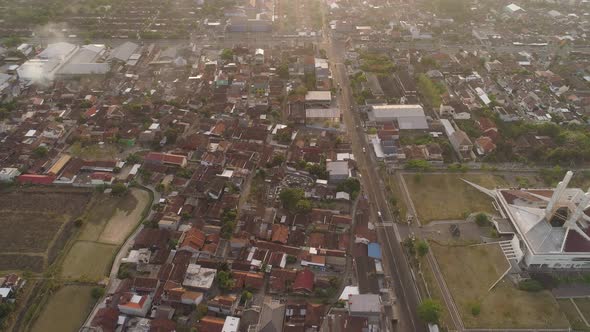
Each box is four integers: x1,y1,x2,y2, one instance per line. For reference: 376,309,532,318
420,258,454,329
559,299,590,331
575,298,590,322
31,285,96,332
98,188,149,244
78,188,149,245
61,241,117,280
403,173,507,223
432,243,569,329
70,142,120,160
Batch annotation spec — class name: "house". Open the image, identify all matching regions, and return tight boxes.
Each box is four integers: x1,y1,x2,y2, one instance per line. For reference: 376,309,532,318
208,295,239,315
0,168,20,182
91,307,119,332
305,108,340,125
326,161,350,184
199,316,226,332
251,298,285,332
475,136,496,155
144,152,188,168
305,91,332,108
221,316,240,332
292,269,315,294
182,264,216,291
118,293,153,317
441,119,474,161
178,228,206,253
271,224,290,244
347,294,382,318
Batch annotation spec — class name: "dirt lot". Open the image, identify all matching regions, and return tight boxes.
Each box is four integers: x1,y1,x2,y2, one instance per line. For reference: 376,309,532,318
0,212,65,252
0,188,92,272
61,241,117,280
403,173,507,223
30,285,96,332
432,243,569,329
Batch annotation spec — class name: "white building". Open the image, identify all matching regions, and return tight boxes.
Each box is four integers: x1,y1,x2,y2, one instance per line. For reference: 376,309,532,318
118,293,152,317
368,105,428,130
0,167,20,182
222,316,240,332
467,171,590,269
182,264,217,290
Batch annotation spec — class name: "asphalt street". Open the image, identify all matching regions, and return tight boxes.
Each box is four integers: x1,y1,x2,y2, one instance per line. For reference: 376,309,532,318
325,34,426,332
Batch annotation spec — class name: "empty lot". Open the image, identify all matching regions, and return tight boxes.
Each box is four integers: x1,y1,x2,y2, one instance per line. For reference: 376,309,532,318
432,243,569,329
403,173,507,223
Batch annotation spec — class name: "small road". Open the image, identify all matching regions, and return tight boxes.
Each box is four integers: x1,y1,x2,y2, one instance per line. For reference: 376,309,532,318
324,31,425,331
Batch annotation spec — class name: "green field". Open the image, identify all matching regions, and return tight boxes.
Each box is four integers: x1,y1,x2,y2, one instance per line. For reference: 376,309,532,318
61,241,117,280
31,285,96,332
403,173,507,223
432,243,569,329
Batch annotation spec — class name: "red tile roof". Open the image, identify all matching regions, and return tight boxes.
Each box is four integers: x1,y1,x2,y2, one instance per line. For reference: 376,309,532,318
293,269,314,293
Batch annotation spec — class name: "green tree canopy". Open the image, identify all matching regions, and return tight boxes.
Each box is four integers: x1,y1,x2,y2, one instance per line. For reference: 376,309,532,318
417,299,442,324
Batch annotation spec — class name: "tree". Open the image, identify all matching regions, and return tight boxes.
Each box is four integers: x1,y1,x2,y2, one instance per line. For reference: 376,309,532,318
417,299,442,324
404,159,431,171
221,48,234,61
295,199,312,214
32,146,48,158
241,290,253,302
417,74,442,108
336,178,361,199
111,183,128,196
415,240,429,257
91,287,105,299
217,270,235,291
126,153,141,164
279,188,305,212
286,255,297,264
474,213,489,226
277,63,289,79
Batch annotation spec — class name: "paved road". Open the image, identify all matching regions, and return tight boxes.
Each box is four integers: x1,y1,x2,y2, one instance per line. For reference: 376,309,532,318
324,34,426,331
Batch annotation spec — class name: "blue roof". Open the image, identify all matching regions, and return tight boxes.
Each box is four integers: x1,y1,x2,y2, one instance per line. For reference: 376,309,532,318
367,243,381,259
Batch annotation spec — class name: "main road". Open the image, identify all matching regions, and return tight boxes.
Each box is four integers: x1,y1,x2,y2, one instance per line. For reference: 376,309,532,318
324,34,426,332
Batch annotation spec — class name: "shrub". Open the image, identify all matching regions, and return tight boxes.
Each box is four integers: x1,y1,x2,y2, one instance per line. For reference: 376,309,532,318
518,279,543,292
471,303,481,316
474,213,490,226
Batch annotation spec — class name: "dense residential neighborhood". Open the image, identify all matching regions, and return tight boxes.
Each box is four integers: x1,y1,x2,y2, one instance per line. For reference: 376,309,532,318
1,0,590,332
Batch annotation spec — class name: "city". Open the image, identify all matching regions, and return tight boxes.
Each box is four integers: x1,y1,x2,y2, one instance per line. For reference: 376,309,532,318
1,0,590,332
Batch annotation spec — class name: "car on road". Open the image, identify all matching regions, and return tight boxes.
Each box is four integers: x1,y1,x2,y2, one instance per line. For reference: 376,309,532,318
377,211,382,219
362,147,366,153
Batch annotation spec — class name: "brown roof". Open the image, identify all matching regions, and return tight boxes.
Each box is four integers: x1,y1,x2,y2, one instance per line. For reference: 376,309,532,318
91,307,118,332
179,227,206,251
305,302,325,327
271,224,290,244
199,316,225,332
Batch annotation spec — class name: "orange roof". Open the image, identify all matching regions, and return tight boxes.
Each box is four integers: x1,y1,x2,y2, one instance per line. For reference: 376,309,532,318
180,228,206,251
